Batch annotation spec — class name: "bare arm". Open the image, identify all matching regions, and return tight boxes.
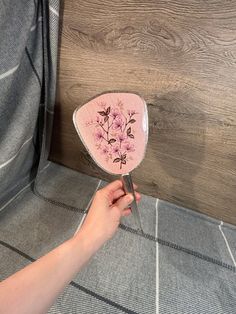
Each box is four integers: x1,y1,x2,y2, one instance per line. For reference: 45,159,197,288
0,180,140,314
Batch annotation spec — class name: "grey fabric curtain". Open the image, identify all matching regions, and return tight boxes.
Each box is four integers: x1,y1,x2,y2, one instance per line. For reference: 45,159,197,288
0,0,59,210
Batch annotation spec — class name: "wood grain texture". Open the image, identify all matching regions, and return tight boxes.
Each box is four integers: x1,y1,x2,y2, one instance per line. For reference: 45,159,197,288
50,0,236,224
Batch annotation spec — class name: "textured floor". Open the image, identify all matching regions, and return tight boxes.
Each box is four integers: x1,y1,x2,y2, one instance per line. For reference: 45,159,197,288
0,162,236,313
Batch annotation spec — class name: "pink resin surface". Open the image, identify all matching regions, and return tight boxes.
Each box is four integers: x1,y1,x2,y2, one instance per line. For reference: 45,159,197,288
73,93,148,175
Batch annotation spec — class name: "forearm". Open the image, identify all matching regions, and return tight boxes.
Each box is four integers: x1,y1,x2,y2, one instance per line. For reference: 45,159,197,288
0,230,101,314
0,180,137,314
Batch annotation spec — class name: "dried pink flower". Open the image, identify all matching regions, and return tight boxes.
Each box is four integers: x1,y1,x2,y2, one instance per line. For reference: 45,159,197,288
112,145,120,155
123,142,135,152
112,118,124,130
101,145,110,155
127,109,136,116
110,108,121,119
116,99,124,110
117,133,127,142
94,129,104,141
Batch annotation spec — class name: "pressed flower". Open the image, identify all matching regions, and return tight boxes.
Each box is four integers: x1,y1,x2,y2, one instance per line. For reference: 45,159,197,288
113,118,124,130
94,129,104,141
101,145,110,155
123,142,135,152
117,133,127,142
117,99,124,110
112,145,120,155
90,103,139,169
127,109,136,116
96,143,102,150
110,108,121,119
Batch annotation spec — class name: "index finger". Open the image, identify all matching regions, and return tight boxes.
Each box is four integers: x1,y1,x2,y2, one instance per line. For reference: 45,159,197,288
102,180,123,194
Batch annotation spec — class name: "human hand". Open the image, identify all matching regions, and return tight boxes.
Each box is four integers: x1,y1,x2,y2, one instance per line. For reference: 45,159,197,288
78,179,141,250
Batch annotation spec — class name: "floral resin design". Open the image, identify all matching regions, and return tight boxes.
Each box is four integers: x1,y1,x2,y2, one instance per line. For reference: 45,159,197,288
73,92,148,175
85,100,138,170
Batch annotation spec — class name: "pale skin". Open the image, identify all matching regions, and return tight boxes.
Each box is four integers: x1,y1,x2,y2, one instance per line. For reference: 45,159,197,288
0,179,141,314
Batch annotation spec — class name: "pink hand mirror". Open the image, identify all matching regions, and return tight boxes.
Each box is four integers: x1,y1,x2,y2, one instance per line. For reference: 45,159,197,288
73,92,148,232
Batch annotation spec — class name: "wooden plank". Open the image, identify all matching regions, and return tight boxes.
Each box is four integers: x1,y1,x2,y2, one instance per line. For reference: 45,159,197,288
50,0,236,224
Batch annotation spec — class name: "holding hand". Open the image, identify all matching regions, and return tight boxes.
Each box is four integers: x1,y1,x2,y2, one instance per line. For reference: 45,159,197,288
79,179,141,249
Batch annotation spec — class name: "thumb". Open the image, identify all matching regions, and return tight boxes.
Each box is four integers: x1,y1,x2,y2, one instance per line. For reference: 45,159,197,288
114,193,134,212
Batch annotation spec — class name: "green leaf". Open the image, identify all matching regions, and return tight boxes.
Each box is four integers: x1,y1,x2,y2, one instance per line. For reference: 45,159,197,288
121,160,126,165
104,116,109,122
109,138,116,144
128,134,134,139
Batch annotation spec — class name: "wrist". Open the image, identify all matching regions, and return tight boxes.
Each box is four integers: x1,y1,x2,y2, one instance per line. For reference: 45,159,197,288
73,226,105,255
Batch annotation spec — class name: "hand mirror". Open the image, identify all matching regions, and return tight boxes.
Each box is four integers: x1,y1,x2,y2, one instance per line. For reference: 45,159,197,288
73,92,148,232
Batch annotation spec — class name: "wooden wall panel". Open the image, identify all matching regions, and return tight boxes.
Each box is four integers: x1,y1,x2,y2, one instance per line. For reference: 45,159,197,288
50,0,236,224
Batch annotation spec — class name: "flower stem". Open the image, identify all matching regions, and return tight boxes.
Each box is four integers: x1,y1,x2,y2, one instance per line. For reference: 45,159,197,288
101,136,109,143
108,117,115,130
99,123,109,141
121,113,128,133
